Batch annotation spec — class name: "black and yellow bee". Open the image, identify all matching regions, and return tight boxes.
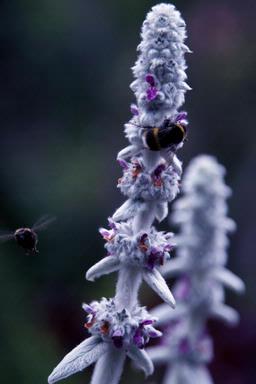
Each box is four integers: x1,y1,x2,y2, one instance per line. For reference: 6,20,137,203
143,119,187,151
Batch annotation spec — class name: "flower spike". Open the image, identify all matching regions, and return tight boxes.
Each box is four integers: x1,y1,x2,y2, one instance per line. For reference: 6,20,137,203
49,3,190,383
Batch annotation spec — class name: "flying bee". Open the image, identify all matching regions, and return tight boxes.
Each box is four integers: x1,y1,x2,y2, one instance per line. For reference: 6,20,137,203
0,215,56,254
142,119,187,151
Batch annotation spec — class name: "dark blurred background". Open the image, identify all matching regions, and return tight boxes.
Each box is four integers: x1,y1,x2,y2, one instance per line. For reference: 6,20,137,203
0,0,255,383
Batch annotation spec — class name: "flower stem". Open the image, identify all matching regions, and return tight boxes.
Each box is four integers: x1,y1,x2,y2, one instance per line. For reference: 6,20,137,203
115,266,142,311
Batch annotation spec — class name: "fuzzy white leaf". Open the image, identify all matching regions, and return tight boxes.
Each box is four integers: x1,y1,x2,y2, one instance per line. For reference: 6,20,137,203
91,345,126,384
127,346,154,377
117,145,140,160
163,363,213,384
210,303,239,326
48,336,107,384
155,202,168,222
146,346,171,364
86,257,120,282
112,199,145,222
211,267,245,294
161,256,187,277
150,302,187,326
143,268,176,308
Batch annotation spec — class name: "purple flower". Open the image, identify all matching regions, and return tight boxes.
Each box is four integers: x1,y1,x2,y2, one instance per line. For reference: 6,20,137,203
141,319,154,326
130,103,139,115
153,163,166,177
146,86,158,101
133,328,144,349
117,158,129,170
175,111,187,122
112,329,124,348
82,303,96,315
147,327,162,338
145,74,155,86
108,217,117,230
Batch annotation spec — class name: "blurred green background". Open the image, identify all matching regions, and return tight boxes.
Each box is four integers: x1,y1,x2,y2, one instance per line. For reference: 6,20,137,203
0,0,255,383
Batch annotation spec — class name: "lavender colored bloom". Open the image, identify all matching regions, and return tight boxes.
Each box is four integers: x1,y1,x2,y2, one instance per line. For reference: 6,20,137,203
49,4,189,384
131,3,191,127
97,219,174,272
130,103,139,116
148,155,245,384
82,298,161,350
146,86,158,101
117,157,181,202
145,74,156,87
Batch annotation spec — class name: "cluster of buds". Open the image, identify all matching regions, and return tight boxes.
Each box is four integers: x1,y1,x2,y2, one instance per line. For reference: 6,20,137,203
117,157,180,202
83,299,161,349
130,3,191,127
99,219,174,270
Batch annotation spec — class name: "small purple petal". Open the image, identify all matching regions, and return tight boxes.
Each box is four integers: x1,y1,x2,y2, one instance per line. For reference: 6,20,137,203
145,74,155,86
82,303,95,315
146,86,158,101
150,246,161,255
133,328,144,349
164,244,173,252
108,217,117,230
141,319,154,326
140,233,148,242
130,103,139,116
175,111,187,122
99,228,110,238
147,327,162,338
147,252,160,269
113,329,124,337
117,158,129,170
154,163,166,177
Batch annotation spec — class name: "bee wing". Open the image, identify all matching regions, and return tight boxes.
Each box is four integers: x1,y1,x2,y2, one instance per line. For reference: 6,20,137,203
0,230,14,242
32,215,56,232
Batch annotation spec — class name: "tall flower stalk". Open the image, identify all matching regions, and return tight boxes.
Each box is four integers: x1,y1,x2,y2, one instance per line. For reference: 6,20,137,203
48,4,190,384
148,155,245,384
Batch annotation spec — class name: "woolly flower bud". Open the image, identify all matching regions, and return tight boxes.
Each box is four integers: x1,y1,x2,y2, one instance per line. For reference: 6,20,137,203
148,155,244,384
99,219,174,270
130,3,191,127
118,157,181,201
172,155,236,268
83,298,162,349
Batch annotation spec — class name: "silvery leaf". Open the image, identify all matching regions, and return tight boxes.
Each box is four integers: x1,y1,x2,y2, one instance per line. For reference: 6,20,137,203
161,256,187,277
143,268,176,308
117,145,140,160
127,345,154,377
86,256,120,282
210,303,239,326
146,346,171,364
48,336,107,384
91,346,126,384
150,302,187,326
211,267,245,294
